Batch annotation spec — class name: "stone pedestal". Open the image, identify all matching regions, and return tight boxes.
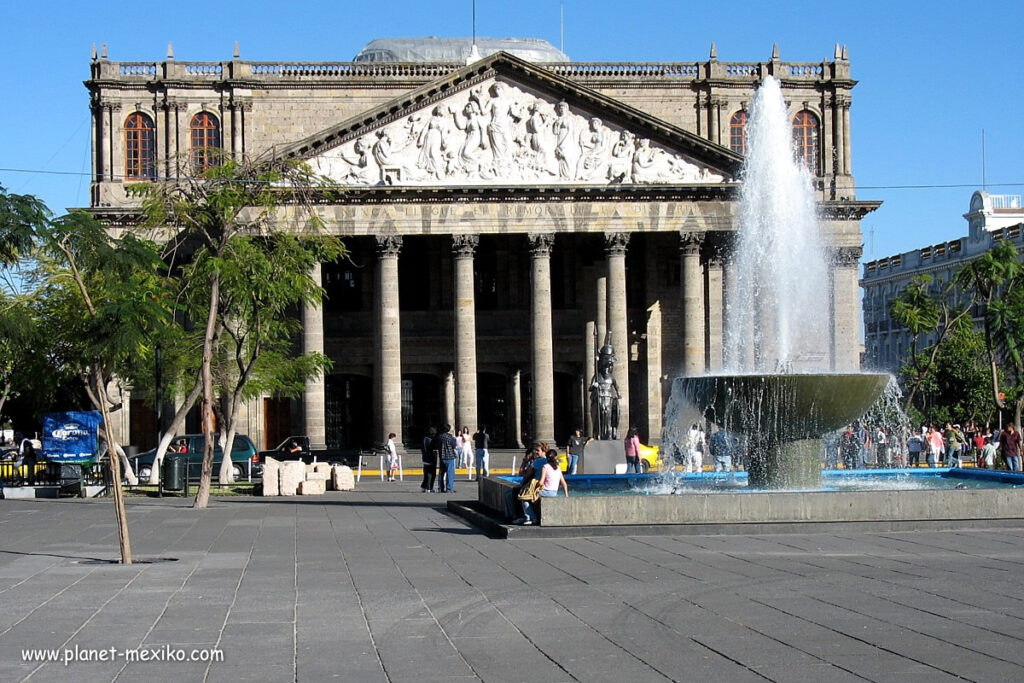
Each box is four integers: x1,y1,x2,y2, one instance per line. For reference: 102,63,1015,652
262,457,280,497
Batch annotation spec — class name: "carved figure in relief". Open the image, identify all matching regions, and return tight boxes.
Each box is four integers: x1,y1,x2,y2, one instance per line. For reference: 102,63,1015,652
631,138,659,184
576,117,610,180
552,101,575,180
481,82,521,174
524,101,554,174
372,131,394,168
607,130,634,184
416,106,448,179
450,99,487,175
339,138,376,184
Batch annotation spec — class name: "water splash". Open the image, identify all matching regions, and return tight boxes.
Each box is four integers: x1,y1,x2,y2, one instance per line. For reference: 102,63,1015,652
724,76,830,372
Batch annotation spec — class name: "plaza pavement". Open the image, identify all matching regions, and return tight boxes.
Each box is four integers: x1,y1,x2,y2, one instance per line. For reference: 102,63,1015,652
1,479,1024,682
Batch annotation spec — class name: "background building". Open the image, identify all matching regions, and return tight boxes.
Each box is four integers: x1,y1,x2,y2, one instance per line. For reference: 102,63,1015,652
86,38,875,450
862,190,1024,374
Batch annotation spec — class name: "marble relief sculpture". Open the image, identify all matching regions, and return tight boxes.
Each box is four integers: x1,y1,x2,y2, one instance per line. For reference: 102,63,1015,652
312,79,727,187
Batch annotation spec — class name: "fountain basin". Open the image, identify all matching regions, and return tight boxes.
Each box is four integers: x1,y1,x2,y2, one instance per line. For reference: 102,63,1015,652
476,470,1024,529
676,373,892,440
673,372,891,488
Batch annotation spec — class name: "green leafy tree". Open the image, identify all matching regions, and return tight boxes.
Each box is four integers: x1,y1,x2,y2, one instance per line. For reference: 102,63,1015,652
889,274,972,412
906,326,993,427
136,153,337,507
33,211,173,564
954,240,1024,425
204,233,344,484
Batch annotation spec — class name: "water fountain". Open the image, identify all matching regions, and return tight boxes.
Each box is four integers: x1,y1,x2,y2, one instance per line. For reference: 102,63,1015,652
465,77,1024,532
668,75,888,490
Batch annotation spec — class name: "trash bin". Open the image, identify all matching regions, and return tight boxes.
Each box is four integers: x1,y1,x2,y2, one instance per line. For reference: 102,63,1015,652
163,455,185,492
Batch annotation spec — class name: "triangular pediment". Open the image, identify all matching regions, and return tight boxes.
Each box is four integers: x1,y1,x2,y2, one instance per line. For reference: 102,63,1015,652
282,52,742,189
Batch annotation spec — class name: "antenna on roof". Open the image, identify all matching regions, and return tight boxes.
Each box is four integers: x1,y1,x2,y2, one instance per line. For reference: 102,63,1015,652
466,0,480,64
982,129,987,190
560,2,565,55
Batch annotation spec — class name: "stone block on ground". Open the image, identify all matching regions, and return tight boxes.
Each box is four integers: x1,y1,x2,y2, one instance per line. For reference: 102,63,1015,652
262,457,280,497
279,461,305,496
305,471,329,482
299,478,326,495
332,465,355,491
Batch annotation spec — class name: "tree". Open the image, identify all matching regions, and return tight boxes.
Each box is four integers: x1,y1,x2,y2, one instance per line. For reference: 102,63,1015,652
33,211,173,564
954,240,1024,425
904,326,992,427
204,234,342,484
889,274,971,412
136,153,339,507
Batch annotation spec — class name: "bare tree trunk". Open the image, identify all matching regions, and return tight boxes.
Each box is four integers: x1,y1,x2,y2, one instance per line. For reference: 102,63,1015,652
95,370,131,564
148,378,202,484
193,275,220,509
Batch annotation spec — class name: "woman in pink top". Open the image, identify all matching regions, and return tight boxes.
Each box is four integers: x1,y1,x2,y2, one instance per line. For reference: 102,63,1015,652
519,450,568,525
926,426,944,468
624,426,642,474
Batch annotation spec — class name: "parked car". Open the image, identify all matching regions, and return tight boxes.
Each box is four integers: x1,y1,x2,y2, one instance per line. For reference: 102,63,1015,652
258,436,361,468
638,442,660,472
130,434,259,481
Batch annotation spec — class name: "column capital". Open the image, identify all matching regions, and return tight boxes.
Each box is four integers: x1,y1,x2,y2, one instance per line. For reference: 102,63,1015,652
679,231,704,256
528,233,555,257
452,233,479,258
831,245,862,266
603,231,630,256
375,234,403,258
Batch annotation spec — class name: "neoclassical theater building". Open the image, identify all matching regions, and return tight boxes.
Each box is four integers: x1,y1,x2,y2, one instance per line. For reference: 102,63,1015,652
85,38,876,451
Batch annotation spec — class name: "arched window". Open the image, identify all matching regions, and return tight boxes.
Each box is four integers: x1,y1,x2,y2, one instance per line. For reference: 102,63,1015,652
190,112,221,172
729,110,748,155
124,112,156,180
791,110,820,174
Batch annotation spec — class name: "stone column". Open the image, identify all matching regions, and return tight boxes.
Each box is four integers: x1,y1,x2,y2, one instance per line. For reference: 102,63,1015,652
832,246,863,371
604,232,630,433
512,368,524,448
706,246,725,371
841,97,852,175
709,96,723,145
444,371,456,429
302,262,327,449
681,232,706,375
375,235,403,445
832,94,845,180
645,302,662,442
452,235,479,433
106,102,122,185
528,234,555,444
584,319,596,437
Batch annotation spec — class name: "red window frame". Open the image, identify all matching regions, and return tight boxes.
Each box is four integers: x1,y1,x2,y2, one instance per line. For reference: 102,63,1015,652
124,112,156,180
190,112,221,172
729,110,748,155
791,110,820,174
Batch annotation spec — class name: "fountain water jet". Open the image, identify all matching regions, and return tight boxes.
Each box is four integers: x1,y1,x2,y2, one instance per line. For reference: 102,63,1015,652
671,76,888,489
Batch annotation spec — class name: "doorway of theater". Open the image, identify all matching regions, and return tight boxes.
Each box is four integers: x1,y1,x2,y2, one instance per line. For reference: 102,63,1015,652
326,374,372,449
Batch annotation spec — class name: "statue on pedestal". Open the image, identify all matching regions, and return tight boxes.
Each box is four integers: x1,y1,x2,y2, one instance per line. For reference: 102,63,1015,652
589,333,621,440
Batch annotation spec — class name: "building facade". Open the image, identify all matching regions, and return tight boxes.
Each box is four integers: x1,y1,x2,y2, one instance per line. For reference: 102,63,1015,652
85,40,875,450
862,190,1024,375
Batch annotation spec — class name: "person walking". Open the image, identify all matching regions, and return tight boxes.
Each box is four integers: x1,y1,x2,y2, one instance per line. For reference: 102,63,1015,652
385,432,399,482
926,425,944,468
999,422,1022,472
420,427,437,492
624,426,642,474
460,427,475,479
944,422,964,468
473,425,490,479
436,424,459,492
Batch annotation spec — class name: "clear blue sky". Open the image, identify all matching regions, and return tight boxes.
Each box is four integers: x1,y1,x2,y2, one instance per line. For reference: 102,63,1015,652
2,0,1022,262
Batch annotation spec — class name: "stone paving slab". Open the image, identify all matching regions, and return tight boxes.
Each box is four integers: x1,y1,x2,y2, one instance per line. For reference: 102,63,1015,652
1,482,1024,681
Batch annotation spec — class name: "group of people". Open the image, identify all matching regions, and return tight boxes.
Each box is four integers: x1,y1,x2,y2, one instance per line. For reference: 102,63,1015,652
835,421,1024,471
417,425,491,492
508,441,570,525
